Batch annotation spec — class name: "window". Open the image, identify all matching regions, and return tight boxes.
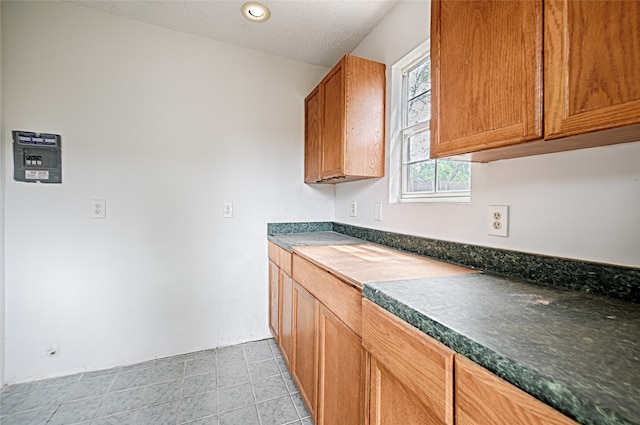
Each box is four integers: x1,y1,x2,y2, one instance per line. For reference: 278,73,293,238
396,47,471,202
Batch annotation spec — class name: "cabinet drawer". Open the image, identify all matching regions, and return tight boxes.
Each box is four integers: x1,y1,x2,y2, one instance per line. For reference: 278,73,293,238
455,354,578,425
362,299,454,425
268,241,292,276
292,254,361,336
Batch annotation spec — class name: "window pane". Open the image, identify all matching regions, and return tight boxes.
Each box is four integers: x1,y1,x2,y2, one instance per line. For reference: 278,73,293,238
407,131,430,162
436,160,471,192
407,161,435,193
407,58,430,99
407,91,431,127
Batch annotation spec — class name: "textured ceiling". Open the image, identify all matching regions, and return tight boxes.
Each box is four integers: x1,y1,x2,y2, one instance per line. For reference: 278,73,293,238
68,0,400,67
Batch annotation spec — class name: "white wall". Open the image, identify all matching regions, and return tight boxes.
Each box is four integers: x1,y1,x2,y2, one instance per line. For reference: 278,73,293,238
339,0,640,267
2,1,333,383
0,0,5,388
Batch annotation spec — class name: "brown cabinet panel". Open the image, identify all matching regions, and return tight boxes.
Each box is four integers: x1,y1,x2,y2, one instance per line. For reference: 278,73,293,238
545,0,640,139
292,253,362,336
268,261,279,340
292,282,319,420
279,271,293,367
317,304,365,425
432,0,640,162
304,86,323,183
431,0,543,157
304,55,385,183
362,299,454,425
455,355,578,425
322,64,345,179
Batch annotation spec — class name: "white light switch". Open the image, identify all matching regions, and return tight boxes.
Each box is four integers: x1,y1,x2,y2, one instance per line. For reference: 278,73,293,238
374,202,382,221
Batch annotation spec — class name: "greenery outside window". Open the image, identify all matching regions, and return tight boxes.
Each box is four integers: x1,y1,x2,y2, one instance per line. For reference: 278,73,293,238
400,53,471,201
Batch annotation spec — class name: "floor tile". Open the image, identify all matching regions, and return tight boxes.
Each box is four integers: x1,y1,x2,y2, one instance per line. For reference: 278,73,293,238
90,410,136,425
177,391,217,424
291,392,310,419
218,405,260,425
109,368,154,392
252,375,288,403
94,386,146,417
257,395,299,425
46,395,103,425
66,375,114,401
217,382,255,413
185,356,217,377
0,338,310,425
142,378,183,407
248,359,281,381
136,399,179,425
217,364,250,389
244,340,274,363
0,406,57,425
182,371,217,397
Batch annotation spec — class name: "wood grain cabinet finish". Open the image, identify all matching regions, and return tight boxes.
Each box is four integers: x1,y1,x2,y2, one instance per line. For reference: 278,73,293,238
304,55,385,183
267,242,293,366
455,355,578,425
544,0,640,140
431,0,640,162
362,299,455,425
268,260,279,340
291,253,366,424
292,282,319,420
317,304,366,425
431,0,543,158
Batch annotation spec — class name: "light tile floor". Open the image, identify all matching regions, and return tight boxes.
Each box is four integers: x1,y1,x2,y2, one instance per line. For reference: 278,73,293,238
0,338,313,425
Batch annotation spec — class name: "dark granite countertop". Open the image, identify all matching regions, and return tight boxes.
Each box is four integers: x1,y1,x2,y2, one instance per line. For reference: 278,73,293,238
364,274,640,425
268,231,364,252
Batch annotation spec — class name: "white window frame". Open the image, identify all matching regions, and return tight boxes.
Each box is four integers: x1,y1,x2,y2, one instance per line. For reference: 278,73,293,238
389,41,471,203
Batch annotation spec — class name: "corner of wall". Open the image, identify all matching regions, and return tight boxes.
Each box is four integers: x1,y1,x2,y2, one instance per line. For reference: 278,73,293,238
0,0,6,389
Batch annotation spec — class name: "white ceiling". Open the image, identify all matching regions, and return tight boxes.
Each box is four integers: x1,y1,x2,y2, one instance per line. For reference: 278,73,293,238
68,0,400,67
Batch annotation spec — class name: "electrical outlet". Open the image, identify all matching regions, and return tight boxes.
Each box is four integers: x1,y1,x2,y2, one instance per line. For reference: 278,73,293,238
90,199,106,219
223,202,233,218
350,201,357,217
488,205,509,237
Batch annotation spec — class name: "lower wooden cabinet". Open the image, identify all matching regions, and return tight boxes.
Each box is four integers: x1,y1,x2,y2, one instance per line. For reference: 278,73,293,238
455,355,578,425
267,242,293,366
268,260,279,339
317,304,366,425
279,271,293,367
292,282,318,419
291,254,366,425
362,299,454,425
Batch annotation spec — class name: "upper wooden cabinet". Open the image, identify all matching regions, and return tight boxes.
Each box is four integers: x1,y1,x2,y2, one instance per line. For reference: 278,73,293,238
304,55,386,183
545,0,640,139
431,0,640,162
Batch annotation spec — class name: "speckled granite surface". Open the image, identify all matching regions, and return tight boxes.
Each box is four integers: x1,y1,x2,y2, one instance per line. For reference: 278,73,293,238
331,223,640,303
267,231,363,252
364,275,640,425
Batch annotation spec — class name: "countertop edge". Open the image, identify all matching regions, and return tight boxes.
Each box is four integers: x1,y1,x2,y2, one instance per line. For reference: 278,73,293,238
362,284,633,425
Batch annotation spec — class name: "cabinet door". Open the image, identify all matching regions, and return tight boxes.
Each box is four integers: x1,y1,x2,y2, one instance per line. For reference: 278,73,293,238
362,299,454,425
305,86,323,183
292,282,319,420
317,304,365,425
321,61,346,179
545,0,640,139
455,355,578,425
431,0,543,157
268,261,279,340
279,271,293,367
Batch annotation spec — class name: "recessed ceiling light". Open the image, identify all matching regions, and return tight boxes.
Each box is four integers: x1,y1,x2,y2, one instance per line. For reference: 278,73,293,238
241,2,271,22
